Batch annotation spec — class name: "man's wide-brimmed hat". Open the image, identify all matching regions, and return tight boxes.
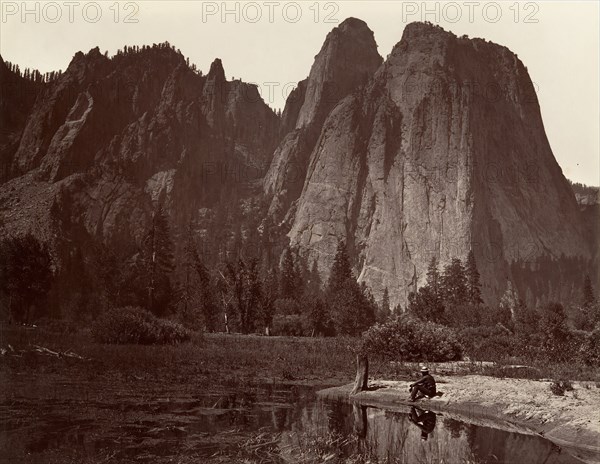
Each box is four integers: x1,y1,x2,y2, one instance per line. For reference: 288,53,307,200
420,366,429,373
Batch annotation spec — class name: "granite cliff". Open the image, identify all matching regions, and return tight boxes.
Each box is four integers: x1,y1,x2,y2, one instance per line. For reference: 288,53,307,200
0,44,279,259
0,20,594,308
263,18,382,224
269,21,592,306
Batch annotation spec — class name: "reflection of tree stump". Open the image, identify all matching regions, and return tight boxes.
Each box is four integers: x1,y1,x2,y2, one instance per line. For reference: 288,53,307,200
351,355,369,394
353,404,368,439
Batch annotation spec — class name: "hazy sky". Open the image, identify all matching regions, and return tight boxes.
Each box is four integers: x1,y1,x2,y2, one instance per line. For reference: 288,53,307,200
1,1,598,185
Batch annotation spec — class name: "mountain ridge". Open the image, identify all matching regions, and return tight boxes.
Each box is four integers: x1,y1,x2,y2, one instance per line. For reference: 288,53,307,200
0,20,595,310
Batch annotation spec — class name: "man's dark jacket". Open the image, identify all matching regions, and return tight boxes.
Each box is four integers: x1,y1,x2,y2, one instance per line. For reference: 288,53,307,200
412,374,436,393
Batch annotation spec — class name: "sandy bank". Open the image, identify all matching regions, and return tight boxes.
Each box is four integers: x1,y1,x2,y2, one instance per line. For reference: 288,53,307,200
318,375,600,464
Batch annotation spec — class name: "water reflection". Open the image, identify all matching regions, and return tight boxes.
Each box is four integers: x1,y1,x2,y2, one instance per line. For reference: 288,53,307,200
288,399,585,464
2,383,587,463
409,406,436,441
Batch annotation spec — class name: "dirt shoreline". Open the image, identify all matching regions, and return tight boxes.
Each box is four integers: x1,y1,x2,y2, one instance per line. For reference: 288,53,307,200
318,375,600,464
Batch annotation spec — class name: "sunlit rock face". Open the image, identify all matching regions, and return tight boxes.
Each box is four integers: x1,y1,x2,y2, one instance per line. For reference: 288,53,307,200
282,22,590,306
263,17,383,225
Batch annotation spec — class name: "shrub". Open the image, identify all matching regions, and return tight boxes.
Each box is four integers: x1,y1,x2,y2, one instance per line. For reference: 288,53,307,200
458,325,515,362
579,328,600,367
274,298,301,315
36,317,78,335
444,304,481,328
475,334,515,362
91,306,190,344
156,319,193,344
550,380,573,396
361,315,462,362
272,314,305,336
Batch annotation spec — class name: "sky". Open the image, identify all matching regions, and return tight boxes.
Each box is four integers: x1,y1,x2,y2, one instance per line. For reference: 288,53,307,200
1,1,598,185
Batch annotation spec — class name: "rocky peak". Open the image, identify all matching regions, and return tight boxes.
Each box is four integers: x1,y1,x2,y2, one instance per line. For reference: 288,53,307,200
263,18,382,223
206,58,226,83
285,21,592,307
399,21,453,42
295,17,382,129
65,47,111,82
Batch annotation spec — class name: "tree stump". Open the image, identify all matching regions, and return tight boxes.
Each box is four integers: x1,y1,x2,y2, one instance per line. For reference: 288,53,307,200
351,354,369,394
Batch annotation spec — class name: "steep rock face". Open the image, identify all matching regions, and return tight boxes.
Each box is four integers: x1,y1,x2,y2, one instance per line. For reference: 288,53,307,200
0,58,44,180
295,17,383,129
286,22,591,306
263,17,382,223
0,45,279,253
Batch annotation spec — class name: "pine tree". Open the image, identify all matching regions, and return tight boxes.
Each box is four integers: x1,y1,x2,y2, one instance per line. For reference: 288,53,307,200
329,279,363,335
376,287,391,322
0,234,53,324
465,250,483,305
196,256,219,331
294,252,308,298
407,257,446,323
326,240,354,296
514,299,538,335
178,223,199,320
326,241,375,335
225,259,245,332
280,246,300,300
440,258,468,307
279,247,293,296
360,282,377,329
63,246,93,320
381,287,390,313
583,275,595,309
259,265,278,335
306,259,322,296
407,285,445,324
177,222,218,330
426,257,441,297
242,258,262,334
94,242,121,309
223,258,263,333
304,295,331,336
136,205,175,315
540,302,570,360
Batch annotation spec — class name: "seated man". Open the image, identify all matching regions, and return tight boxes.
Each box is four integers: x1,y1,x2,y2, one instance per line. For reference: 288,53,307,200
409,366,436,401
408,406,437,441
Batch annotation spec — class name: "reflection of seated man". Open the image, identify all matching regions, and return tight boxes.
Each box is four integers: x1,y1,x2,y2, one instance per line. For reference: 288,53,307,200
409,366,436,401
409,406,437,441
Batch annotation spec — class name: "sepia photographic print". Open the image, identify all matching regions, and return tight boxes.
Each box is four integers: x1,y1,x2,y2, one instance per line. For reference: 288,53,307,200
1,1,599,462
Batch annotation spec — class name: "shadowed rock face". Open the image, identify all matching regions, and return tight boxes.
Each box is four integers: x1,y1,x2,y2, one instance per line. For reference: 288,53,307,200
0,44,279,250
0,57,43,180
284,22,591,306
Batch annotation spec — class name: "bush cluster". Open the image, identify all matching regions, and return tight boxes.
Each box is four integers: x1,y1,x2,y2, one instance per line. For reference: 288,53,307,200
577,328,600,367
550,380,574,396
457,323,600,368
91,306,191,345
272,314,305,336
361,315,462,362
